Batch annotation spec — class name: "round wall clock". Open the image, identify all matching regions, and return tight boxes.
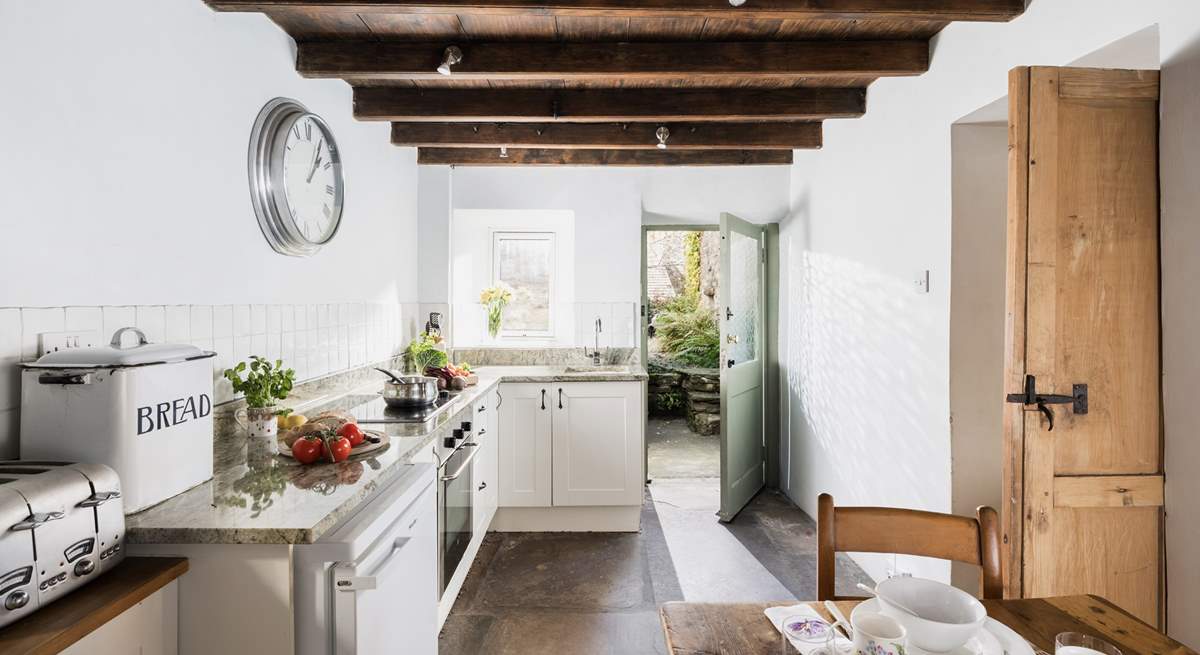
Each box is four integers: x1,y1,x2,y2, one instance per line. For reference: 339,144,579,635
248,97,345,257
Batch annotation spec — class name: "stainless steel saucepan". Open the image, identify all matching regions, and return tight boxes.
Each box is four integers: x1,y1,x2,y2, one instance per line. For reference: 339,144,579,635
376,368,439,407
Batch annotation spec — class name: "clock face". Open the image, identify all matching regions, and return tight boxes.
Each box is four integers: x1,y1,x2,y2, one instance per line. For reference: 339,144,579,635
280,115,340,244
248,99,345,257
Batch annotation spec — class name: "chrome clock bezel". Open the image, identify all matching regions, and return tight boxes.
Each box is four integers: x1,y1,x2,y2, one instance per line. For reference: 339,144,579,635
248,97,345,257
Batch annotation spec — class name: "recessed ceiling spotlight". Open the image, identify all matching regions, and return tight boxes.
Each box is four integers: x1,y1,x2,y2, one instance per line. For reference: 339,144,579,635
655,126,670,150
728,0,746,6
499,146,509,159
437,45,463,76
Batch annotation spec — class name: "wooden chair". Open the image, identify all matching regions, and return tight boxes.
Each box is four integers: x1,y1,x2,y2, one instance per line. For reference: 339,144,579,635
816,493,1003,601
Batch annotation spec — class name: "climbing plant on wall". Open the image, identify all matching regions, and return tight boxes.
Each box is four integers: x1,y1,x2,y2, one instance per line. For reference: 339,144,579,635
684,231,702,300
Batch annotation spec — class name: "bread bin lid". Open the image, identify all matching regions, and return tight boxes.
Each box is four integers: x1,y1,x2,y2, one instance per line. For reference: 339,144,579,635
24,327,213,368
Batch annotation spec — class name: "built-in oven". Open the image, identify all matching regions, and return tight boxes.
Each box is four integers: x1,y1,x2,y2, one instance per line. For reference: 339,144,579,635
438,431,477,598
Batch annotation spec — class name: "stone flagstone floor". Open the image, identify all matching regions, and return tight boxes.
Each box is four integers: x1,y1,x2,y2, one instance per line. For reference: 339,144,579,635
438,476,872,654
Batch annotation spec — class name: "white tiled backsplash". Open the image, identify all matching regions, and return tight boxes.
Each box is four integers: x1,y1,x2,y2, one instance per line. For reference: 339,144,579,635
0,302,425,458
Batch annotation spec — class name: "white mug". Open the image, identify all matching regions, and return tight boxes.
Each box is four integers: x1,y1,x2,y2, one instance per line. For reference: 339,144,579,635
827,612,908,655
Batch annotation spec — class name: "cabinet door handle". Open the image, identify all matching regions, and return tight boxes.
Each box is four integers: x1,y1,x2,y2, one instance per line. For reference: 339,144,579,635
478,481,487,491
541,389,546,410
496,389,503,409
558,388,563,409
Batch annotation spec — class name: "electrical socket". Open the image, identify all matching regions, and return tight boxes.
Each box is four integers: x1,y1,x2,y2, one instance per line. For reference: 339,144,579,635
38,331,102,358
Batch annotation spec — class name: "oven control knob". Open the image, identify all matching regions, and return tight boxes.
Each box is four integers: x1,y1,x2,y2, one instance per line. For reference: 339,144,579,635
4,590,28,611
74,559,96,577
443,436,456,448
461,421,472,432
453,428,464,440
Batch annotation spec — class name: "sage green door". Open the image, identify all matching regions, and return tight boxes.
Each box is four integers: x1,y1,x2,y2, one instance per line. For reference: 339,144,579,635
718,213,766,522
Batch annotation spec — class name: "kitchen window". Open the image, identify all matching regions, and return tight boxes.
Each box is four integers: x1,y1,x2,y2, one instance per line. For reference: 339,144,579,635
492,231,555,338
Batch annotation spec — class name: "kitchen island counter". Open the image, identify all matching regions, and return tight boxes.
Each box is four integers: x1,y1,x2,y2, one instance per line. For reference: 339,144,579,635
126,364,646,545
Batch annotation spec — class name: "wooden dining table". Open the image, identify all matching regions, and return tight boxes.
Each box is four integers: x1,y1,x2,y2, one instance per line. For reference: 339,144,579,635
659,596,1196,655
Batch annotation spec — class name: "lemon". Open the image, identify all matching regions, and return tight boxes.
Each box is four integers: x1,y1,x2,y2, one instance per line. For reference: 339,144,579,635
280,414,308,429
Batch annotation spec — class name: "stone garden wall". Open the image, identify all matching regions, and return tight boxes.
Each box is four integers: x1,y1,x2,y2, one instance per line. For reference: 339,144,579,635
648,361,720,436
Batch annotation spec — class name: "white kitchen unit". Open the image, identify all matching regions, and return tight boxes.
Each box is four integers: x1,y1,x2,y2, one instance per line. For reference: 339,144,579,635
293,470,437,655
494,381,644,531
62,581,179,655
472,388,500,533
496,383,553,508
130,464,438,655
551,382,644,507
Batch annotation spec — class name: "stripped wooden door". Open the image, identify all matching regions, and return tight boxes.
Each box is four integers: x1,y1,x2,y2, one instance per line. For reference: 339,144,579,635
1002,67,1162,626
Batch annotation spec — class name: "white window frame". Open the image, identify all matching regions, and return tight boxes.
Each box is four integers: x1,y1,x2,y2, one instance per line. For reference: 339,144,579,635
491,230,556,339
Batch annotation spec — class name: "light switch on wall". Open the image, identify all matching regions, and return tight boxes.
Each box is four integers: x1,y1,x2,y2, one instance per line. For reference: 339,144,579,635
914,270,930,294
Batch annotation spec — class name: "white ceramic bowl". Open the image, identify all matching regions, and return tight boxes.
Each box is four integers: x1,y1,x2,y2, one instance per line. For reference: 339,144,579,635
874,577,987,653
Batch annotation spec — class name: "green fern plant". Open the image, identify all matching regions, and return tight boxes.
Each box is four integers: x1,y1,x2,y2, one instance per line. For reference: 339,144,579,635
656,305,720,369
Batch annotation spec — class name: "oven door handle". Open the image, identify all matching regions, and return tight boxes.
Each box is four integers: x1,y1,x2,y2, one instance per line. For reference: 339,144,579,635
439,443,480,482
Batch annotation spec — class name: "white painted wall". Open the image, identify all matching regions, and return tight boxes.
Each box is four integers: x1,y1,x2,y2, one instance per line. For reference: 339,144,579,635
948,122,1007,596
443,166,791,309
418,166,452,305
450,209,577,346
0,0,419,454
0,0,417,308
779,3,1200,645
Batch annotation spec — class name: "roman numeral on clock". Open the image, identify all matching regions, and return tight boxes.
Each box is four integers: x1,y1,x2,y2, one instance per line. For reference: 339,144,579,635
325,185,335,195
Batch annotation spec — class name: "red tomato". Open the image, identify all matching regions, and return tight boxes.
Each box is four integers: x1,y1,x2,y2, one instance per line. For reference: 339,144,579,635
323,436,352,463
292,436,323,465
338,423,365,447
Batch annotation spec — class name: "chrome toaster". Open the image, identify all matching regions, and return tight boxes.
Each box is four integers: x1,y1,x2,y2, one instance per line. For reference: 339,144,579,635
0,461,125,628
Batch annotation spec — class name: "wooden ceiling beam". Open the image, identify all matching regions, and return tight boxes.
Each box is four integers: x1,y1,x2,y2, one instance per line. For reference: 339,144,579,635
391,121,822,149
416,147,795,166
207,0,1026,22
299,40,927,81
355,87,865,122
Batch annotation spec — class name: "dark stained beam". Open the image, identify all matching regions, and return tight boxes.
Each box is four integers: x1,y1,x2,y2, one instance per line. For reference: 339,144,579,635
207,0,1026,22
416,147,795,166
299,40,928,81
355,87,866,122
392,121,822,149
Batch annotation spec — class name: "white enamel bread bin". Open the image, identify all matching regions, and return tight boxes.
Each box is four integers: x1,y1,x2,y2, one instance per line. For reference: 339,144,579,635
19,328,216,513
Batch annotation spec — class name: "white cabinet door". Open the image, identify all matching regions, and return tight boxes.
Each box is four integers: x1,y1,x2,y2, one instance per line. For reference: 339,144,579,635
484,387,500,512
551,382,644,506
497,383,553,507
331,484,437,655
472,390,499,532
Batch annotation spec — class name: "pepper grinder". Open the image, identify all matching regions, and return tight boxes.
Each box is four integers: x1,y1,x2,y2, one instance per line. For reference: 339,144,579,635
425,312,442,338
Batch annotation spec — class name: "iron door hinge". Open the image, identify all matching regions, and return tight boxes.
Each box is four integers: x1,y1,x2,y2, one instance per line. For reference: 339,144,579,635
1005,374,1087,431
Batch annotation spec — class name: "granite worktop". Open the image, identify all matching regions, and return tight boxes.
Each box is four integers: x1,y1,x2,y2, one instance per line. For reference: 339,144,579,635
125,364,646,546
472,364,648,382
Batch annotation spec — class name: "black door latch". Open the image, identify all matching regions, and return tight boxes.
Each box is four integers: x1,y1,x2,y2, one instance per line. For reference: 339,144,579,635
1005,374,1087,431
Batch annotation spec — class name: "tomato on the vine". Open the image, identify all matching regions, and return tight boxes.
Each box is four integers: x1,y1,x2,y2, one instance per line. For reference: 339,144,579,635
338,422,365,447
323,435,352,463
292,436,323,465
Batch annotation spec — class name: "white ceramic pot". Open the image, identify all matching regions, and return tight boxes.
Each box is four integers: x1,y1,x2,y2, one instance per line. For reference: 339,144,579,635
237,406,279,438
874,577,986,653
236,406,280,456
